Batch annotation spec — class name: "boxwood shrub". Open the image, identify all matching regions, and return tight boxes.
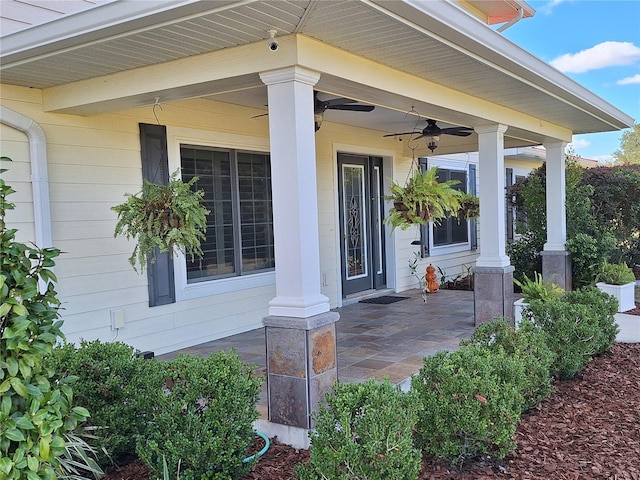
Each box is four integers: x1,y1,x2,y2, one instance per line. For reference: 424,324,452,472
564,286,619,354
411,346,526,465
136,351,263,480
46,340,162,467
460,317,554,411
296,378,421,480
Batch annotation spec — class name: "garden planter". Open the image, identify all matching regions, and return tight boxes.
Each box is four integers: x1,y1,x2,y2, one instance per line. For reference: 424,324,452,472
596,282,636,312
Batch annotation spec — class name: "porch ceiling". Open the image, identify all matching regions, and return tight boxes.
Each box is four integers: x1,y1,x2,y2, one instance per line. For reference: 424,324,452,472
0,0,633,147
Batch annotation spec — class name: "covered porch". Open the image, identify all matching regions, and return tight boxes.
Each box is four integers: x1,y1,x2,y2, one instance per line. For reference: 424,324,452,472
158,288,475,421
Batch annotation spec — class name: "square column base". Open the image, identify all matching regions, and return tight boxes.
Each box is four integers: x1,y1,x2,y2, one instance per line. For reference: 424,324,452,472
473,266,515,325
263,312,339,429
541,250,572,292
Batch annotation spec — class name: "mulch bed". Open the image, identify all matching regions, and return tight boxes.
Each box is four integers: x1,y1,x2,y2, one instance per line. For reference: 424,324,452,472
100,342,640,480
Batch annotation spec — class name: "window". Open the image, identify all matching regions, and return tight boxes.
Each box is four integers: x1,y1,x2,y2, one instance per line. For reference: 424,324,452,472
418,158,475,256
433,168,468,246
180,146,274,283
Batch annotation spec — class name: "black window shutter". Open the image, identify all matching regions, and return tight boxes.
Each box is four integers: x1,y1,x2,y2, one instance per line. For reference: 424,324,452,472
139,123,176,307
469,163,478,250
419,157,430,257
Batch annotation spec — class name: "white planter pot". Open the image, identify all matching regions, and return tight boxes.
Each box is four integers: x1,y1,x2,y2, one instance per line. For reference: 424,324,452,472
596,282,636,312
513,298,529,329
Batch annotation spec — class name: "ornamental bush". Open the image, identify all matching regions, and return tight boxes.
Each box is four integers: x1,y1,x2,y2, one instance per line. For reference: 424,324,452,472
525,289,615,379
46,340,162,467
0,162,91,479
411,346,526,465
296,378,421,480
460,318,554,411
136,351,263,480
564,287,619,355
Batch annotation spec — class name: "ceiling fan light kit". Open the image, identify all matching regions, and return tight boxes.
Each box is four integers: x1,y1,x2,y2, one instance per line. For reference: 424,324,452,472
384,118,472,152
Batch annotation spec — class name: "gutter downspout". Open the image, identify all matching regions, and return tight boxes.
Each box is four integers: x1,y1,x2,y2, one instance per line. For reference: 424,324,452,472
497,7,524,32
0,106,53,248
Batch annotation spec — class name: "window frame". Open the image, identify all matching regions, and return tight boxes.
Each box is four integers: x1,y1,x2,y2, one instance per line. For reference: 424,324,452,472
167,127,275,301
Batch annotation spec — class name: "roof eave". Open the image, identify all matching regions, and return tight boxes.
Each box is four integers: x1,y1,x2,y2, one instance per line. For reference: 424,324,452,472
371,0,635,131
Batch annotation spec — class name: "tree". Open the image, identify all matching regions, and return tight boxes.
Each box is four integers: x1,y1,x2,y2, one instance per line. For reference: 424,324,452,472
613,123,640,165
507,153,618,287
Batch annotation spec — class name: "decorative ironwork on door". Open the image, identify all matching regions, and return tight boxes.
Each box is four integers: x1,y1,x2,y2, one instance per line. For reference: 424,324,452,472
343,164,368,279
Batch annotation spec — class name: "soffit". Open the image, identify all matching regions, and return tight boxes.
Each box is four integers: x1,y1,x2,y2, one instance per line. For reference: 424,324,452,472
0,0,633,138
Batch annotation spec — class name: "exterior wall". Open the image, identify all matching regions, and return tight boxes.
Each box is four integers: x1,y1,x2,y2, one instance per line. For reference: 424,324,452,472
0,83,407,354
1,122,33,243
1,85,280,355
2,82,541,354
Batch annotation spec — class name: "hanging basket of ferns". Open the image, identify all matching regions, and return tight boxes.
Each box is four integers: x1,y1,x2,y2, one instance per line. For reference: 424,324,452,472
385,167,464,230
457,193,480,220
111,171,210,273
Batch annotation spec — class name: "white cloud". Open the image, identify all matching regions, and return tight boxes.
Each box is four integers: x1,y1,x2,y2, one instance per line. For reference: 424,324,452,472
550,41,640,73
569,138,590,149
617,73,640,85
538,0,569,15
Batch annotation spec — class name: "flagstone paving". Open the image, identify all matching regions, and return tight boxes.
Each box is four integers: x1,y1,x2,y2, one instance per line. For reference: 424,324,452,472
159,289,476,416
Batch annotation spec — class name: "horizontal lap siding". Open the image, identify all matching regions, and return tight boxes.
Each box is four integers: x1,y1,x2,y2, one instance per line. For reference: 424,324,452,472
1,124,35,243
2,85,273,355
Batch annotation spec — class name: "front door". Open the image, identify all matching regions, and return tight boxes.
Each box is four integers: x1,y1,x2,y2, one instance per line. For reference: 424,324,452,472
338,153,386,297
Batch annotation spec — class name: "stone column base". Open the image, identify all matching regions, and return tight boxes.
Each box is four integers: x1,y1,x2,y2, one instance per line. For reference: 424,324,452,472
263,312,339,429
473,265,515,325
541,250,572,292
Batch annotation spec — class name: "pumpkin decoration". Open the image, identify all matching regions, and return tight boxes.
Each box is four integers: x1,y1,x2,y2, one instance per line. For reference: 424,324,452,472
426,264,439,293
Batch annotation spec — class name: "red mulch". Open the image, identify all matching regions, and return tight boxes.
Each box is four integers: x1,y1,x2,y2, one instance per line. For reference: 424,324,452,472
100,342,640,480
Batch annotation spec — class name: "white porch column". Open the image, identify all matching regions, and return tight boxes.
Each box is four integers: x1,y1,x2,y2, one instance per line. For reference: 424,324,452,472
259,67,338,432
541,140,572,290
473,124,515,324
259,67,330,318
475,124,510,268
543,140,567,251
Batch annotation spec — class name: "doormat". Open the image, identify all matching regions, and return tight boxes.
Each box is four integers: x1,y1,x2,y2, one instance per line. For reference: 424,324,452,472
359,296,409,305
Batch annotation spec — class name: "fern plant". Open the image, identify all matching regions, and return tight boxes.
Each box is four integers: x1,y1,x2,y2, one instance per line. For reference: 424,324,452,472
385,167,464,230
457,192,480,220
513,272,564,303
112,171,210,273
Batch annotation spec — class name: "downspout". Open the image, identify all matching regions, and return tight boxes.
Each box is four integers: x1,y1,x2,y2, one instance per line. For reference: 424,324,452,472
0,106,53,248
497,7,524,32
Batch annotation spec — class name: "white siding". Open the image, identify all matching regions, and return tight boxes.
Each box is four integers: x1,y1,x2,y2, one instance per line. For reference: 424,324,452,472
1,83,538,355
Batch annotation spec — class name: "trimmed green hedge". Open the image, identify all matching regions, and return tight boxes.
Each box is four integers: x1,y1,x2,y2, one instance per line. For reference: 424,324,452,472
296,378,421,480
412,346,526,465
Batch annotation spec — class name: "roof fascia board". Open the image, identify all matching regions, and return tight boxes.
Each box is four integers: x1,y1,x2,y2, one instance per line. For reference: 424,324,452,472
0,0,243,63
369,0,634,130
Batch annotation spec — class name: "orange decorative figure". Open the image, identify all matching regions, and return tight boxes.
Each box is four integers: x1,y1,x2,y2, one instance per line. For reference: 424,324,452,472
426,264,439,293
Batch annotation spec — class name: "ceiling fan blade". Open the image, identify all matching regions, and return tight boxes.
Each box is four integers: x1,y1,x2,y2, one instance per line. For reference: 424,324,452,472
327,104,375,112
383,131,420,137
441,127,473,137
321,97,358,108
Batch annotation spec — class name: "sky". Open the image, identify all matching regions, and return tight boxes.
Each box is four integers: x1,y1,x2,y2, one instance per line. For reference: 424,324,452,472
499,0,640,163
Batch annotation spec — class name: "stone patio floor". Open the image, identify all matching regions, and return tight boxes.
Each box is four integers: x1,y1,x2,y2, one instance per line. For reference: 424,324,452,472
158,288,477,417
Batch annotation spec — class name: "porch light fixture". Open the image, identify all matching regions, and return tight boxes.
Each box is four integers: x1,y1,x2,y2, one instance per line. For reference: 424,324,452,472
423,120,442,152
426,134,440,152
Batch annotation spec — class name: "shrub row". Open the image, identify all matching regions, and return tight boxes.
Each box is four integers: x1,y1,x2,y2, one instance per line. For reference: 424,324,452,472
40,286,617,479
46,343,263,480
299,285,619,477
